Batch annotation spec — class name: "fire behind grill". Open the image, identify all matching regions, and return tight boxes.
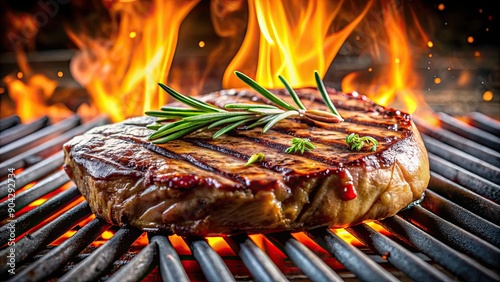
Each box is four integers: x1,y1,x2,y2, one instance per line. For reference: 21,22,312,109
0,112,499,282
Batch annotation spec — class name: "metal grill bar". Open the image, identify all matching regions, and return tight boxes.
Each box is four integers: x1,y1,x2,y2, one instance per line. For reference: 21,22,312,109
0,115,108,177
1,111,498,281
0,115,21,131
414,117,500,167
0,151,64,197
421,190,500,246
149,234,189,282
438,112,500,152
347,223,453,282
0,170,70,220
266,232,343,282
0,185,81,245
10,218,111,282
0,202,90,275
379,216,500,282
468,112,500,135
0,116,48,146
227,234,288,282
400,206,500,269
106,241,158,282
428,172,500,225
60,226,143,281
422,134,500,183
0,115,80,162
308,228,399,282
187,237,235,282
429,153,500,202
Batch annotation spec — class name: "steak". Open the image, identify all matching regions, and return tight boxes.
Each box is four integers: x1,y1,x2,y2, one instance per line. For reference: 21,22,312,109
63,87,430,236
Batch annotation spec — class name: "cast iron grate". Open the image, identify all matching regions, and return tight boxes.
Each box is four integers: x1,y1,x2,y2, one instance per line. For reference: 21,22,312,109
0,112,499,282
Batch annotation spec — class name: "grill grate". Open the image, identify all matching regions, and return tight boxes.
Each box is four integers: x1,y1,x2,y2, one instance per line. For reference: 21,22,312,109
0,112,499,282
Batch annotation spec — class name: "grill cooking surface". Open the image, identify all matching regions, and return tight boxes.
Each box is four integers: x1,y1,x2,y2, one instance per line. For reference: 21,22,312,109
0,112,499,282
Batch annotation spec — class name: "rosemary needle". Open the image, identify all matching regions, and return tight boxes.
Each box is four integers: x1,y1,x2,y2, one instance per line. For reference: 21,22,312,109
146,71,344,143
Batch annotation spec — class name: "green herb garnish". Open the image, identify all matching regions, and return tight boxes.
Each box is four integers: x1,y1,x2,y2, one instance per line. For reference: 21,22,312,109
345,133,379,152
146,71,343,144
245,153,266,166
285,138,315,154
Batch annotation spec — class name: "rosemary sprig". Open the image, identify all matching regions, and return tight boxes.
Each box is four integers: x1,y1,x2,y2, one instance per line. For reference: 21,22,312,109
146,71,344,144
245,153,265,166
314,71,343,119
345,133,379,152
285,138,315,154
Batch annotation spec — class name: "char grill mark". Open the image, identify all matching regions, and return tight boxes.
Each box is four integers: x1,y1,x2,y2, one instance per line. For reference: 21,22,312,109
82,123,297,191
209,89,410,139
155,141,287,190
83,87,409,180
185,131,332,177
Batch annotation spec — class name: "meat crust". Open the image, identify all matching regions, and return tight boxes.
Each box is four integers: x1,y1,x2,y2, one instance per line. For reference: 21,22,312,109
63,88,429,236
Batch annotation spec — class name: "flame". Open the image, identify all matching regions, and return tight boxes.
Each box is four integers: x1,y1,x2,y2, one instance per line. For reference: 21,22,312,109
68,0,199,122
340,0,435,117
206,236,235,256
2,51,73,123
331,222,390,246
223,0,373,88
169,234,191,255
4,0,437,124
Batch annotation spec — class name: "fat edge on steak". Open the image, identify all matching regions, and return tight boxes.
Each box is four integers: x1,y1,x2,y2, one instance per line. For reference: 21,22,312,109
63,87,430,236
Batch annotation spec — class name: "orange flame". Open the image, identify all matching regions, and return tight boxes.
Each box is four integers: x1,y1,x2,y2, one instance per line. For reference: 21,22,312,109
2,51,74,123
223,0,373,88
341,0,435,118
68,0,199,122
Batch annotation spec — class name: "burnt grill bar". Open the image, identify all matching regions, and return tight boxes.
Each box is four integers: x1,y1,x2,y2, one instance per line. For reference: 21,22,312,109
0,202,90,274
0,115,80,162
308,228,399,282
0,151,64,197
378,216,500,282
227,234,288,282
428,153,500,202
428,172,500,225
1,114,499,281
59,226,143,282
0,186,81,245
0,115,21,131
0,170,70,220
149,234,189,282
186,236,235,282
0,115,108,177
421,134,500,183
106,241,158,282
414,117,500,167
346,223,453,282
10,218,111,282
420,190,500,246
468,112,500,135
0,116,49,146
399,206,500,269
438,112,500,152
265,232,343,282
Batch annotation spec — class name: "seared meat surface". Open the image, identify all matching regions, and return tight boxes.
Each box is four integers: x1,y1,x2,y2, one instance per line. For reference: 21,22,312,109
63,88,429,236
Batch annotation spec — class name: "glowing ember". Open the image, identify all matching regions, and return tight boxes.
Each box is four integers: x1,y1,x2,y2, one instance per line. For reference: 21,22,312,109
206,237,235,256
482,90,493,102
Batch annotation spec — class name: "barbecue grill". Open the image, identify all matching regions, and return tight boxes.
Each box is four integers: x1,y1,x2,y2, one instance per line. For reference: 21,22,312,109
0,111,498,282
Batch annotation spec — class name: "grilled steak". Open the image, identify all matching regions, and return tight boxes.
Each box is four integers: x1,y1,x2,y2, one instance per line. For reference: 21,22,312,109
63,87,429,236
